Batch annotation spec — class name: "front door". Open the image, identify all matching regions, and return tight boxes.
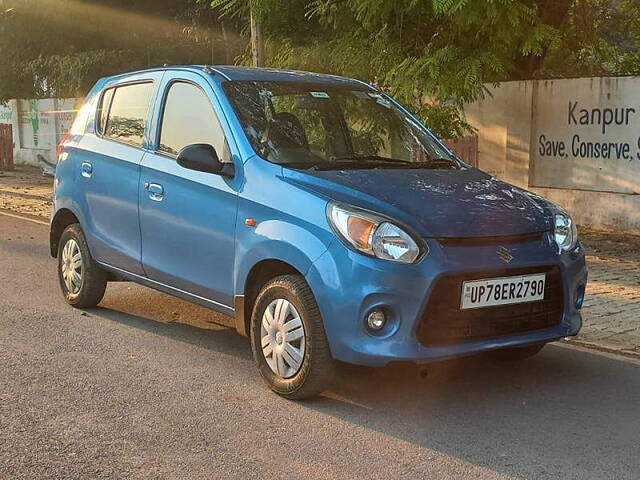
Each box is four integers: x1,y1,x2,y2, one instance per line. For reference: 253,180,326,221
139,75,239,310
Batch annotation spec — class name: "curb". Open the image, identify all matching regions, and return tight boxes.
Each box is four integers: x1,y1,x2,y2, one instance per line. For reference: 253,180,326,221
0,207,49,226
562,338,640,360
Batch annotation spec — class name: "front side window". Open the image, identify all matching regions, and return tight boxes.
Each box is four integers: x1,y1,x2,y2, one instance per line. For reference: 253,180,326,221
104,83,153,147
158,81,227,159
222,81,458,170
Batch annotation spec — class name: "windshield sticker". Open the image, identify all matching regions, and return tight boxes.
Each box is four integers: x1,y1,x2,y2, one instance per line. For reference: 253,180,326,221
309,91,330,99
367,92,382,98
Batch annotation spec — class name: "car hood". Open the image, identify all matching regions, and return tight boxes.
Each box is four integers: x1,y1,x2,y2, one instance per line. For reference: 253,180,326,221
282,167,552,238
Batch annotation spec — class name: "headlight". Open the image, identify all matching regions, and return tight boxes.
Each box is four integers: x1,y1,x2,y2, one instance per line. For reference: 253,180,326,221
553,207,578,252
327,202,423,263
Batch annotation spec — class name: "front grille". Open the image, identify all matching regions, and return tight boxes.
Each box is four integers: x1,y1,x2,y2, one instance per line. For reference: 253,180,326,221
417,265,563,346
436,232,545,247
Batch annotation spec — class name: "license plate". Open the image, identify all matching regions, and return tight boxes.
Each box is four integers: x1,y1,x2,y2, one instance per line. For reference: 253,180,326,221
460,273,546,310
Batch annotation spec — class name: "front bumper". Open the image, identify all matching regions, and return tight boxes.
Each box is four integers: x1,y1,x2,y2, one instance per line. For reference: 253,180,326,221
306,234,587,367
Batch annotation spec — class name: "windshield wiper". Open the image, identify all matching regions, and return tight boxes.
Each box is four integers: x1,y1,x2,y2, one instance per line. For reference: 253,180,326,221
285,154,459,171
330,154,459,169
418,157,460,169
329,154,416,166
283,156,407,171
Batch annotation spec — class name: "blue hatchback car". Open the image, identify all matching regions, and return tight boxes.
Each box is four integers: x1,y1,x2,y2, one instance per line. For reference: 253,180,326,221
51,65,587,398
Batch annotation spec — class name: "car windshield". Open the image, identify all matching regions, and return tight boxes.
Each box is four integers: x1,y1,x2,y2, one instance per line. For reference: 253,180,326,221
222,81,459,170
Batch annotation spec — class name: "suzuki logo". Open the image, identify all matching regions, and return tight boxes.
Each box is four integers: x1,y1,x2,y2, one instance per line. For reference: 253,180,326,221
496,246,514,264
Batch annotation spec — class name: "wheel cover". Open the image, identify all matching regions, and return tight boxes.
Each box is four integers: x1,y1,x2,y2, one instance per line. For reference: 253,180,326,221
260,298,306,378
61,238,83,297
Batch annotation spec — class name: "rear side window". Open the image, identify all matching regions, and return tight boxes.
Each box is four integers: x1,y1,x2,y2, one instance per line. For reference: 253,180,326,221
104,83,153,147
158,81,228,160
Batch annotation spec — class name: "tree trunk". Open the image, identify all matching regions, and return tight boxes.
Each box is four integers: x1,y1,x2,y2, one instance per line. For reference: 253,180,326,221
510,0,572,79
220,21,229,64
250,4,265,67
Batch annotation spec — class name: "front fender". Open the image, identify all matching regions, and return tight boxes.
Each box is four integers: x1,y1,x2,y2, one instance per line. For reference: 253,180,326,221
234,219,333,295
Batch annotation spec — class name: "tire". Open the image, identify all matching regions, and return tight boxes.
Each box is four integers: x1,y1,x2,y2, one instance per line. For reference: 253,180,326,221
57,223,107,308
250,274,335,399
487,343,545,362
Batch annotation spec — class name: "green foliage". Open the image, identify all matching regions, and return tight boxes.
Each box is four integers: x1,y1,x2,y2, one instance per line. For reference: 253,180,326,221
24,51,133,98
1,0,638,139
544,0,638,77
0,0,240,101
211,0,568,137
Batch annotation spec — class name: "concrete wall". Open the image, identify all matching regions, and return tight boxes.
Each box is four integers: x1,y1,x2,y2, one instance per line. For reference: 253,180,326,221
0,98,81,168
465,76,640,234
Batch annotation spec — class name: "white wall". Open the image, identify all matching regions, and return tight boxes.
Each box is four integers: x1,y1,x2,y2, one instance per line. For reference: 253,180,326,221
465,76,640,234
530,77,640,194
1,97,81,168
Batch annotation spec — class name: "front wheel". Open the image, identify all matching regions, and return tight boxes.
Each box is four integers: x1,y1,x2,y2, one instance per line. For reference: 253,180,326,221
250,275,335,399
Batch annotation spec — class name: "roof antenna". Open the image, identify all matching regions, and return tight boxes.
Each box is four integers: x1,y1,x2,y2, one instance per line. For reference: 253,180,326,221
202,65,213,74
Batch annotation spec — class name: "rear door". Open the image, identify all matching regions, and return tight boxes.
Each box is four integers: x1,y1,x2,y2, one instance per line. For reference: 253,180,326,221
139,71,240,311
76,73,162,274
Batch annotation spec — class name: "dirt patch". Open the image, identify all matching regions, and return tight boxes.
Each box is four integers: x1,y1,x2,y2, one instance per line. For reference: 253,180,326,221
0,165,53,218
579,228,640,263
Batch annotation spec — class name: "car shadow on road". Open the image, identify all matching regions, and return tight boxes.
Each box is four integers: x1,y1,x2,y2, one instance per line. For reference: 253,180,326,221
88,290,640,479
307,347,640,479
86,305,253,362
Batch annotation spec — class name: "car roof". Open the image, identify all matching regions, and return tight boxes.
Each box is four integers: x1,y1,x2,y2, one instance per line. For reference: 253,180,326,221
210,66,368,86
104,65,372,89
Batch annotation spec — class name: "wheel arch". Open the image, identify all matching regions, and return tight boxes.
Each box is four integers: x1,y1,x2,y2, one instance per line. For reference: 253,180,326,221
235,258,306,337
50,208,80,257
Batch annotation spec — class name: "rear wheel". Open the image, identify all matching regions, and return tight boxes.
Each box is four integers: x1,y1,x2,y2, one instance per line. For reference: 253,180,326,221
57,224,107,308
250,274,335,399
487,343,545,362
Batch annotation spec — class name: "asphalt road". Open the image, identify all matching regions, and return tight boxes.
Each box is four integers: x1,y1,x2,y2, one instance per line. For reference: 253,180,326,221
1,213,639,480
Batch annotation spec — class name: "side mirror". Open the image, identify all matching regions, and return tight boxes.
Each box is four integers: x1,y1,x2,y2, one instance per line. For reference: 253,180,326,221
176,143,235,178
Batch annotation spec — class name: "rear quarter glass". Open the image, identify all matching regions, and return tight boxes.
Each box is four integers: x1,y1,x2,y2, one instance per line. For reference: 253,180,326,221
69,99,95,136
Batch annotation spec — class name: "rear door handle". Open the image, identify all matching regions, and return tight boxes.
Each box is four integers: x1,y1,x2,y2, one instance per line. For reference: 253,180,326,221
144,182,164,201
81,162,93,178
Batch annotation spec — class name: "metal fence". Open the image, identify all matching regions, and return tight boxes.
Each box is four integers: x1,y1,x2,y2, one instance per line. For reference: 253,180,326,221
445,135,478,167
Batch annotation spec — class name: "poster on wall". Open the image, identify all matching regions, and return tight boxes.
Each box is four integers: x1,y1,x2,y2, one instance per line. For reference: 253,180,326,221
18,99,55,150
17,98,81,152
0,103,11,124
55,98,81,138
530,77,640,195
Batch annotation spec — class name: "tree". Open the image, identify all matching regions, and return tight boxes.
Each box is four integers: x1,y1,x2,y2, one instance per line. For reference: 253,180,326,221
0,0,240,101
544,0,638,77
201,0,640,137
1,0,637,137
208,0,575,137
511,0,573,79
250,2,265,66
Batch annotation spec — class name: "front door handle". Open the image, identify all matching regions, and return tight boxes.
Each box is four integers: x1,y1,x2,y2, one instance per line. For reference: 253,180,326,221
144,182,164,201
81,161,93,178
